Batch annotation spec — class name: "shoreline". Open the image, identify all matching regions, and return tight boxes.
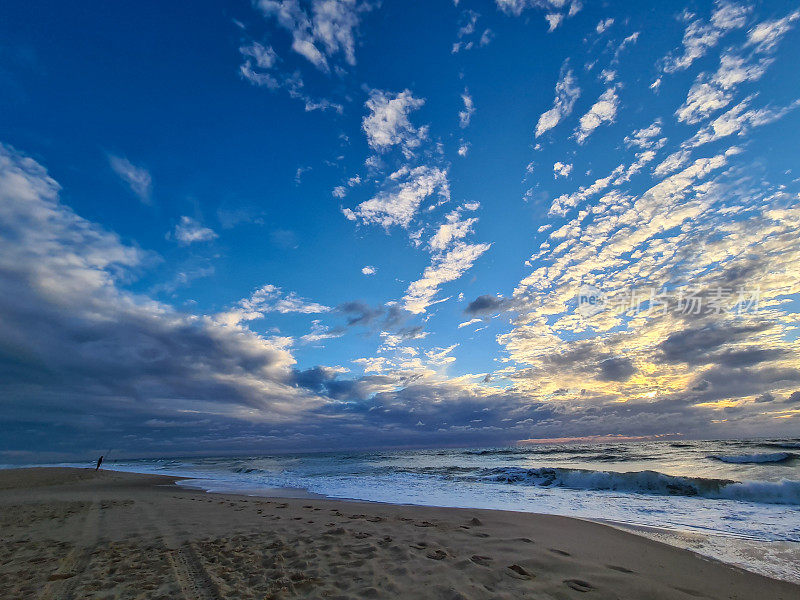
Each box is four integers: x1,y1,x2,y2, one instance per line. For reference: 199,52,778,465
173,472,800,586
1,467,798,599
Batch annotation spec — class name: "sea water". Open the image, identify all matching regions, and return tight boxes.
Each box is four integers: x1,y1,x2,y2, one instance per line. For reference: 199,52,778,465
47,438,800,582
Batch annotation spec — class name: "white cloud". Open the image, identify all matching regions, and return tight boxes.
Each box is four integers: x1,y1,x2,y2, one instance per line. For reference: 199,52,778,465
429,210,478,252
362,89,427,155
596,18,614,34
311,0,364,65
676,53,770,124
683,98,800,148
746,10,800,53
457,9,478,38
545,13,563,31
108,155,152,204
495,0,582,28
624,120,665,150
653,149,692,177
343,166,449,229
661,1,750,73
299,320,344,344
549,164,624,216
553,161,573,178
239,41,280,88
458,142,470,156
217,283,330,326
238,41,343,112
535,62,580,137
403,241,490,314
361,265,376,275
459,91,475,128
256,0,367,70
612,31,640,62
452,11,493,54
574,86,619,144
458,318,483,328
172,216,218,246
294,166,312,185
452,9,479,53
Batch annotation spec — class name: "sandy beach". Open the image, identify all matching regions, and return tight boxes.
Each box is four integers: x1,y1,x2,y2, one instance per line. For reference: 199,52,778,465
0,468,796,599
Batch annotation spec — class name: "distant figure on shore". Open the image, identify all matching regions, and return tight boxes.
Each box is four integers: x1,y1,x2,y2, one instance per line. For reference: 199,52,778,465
95,456,103,471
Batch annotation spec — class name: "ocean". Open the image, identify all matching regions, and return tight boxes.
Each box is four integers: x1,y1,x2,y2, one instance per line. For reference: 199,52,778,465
46,438,800,583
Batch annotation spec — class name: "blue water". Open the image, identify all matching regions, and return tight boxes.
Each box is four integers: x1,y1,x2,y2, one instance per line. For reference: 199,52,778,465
50,438,800,544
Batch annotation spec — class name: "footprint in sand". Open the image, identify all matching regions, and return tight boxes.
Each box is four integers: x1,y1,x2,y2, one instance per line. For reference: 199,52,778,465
426,549,447,560
470,555,493,566
506,564,534,580
607,564,634,573
326,527,346,536
549,548,571,556
468,517,483,526
564,579,595,592
409,542,428,550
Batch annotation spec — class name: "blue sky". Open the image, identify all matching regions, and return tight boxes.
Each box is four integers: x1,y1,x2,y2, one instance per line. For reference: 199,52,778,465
1,0,800,461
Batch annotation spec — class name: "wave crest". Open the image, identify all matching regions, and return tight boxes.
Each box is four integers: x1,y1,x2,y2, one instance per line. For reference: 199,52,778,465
478,467,800,505
710,453,795,464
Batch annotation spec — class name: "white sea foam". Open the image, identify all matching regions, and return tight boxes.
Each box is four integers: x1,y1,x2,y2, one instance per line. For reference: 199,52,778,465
27,437,800,582
711,452,794,464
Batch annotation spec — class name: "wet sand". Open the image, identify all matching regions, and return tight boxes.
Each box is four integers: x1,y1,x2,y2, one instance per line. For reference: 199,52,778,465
1,467,796,599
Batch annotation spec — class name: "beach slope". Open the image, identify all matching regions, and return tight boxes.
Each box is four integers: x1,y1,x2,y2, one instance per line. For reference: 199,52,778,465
0,467,795,599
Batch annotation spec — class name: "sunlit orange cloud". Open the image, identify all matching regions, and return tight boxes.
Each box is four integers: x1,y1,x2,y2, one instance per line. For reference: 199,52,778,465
516,433,678,445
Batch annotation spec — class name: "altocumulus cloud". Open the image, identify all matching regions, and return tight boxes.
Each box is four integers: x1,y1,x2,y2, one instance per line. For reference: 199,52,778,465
2,145,719,459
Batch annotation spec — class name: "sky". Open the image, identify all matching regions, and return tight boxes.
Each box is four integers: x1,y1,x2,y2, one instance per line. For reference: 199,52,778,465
1,0,799,462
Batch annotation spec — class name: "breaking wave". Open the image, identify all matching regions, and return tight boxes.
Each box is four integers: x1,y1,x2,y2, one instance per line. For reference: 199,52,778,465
710,452,795,464
477,466,800,505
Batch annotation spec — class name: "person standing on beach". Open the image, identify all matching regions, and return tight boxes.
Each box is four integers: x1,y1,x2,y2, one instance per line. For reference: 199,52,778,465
95,455,103,471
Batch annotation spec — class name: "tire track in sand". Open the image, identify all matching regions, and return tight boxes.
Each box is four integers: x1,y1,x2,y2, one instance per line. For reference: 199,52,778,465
37,497,101,600
136,499,221,600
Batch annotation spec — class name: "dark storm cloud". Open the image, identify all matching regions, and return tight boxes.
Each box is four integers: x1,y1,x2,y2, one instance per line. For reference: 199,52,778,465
535,341,638,381
464,294,508,315
541,341,600,368
597,357,636,381
337,301,384,326
658,323,774,364
687,366,800,403
0,144,327,458
335,300,419,335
